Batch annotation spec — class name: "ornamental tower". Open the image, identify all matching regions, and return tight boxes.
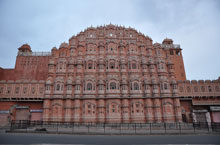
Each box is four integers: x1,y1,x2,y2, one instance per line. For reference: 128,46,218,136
43,24,183,123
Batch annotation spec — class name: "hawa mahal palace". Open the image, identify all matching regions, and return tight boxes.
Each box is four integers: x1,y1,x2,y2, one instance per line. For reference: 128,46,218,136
0,24,219,126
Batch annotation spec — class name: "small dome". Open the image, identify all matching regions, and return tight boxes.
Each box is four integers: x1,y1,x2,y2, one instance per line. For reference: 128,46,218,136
106,23,115,28
18,44,32,52
153,43,161,48
52,47,57,51
162,38,173,44
59,42,69,48
21,44,31,49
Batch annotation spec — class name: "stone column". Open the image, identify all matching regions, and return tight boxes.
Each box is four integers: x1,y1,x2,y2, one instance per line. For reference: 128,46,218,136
64,99,72,122
42,99,50,121
122,99,130,123
206,112,212,131
145,99,154,123
192,112,197,123
74,99,81,123
97,99,105,123
174,98,182,122
154,99,162,123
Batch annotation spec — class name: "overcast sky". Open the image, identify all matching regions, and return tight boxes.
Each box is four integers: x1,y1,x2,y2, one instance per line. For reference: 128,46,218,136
0,0,219,80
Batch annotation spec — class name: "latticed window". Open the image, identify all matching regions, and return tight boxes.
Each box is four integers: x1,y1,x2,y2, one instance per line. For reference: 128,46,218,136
160,83,168,90
132,63,136,69
172,84,177,89
98,85,104,90
23,87,27,94
164,83,168,90
31,87,35,94
56,84,60,91
121,64,125,69
87,83,92,90
99,64,104,70
187,86,191,92
157,49,161,56
208,86,212,92
109,62,115,69
7,87,11,94
201,86,205,92
134,83,139,90
122,85,126,90
170,50,174,55
76,85,80,90
46,85,50,90
145,85,150,90
153,85,158,89
39,87,43,93
179,86,184,92
67,85,72,90
194,86,198,92
110,82,116,90
88,63,93,69
70,49,74,55
15,87,19,94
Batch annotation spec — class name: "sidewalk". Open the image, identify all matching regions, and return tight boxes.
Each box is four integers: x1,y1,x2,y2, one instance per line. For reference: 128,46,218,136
5,125,220,135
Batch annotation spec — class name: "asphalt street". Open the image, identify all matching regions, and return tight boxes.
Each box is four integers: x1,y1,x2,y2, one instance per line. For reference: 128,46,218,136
0,132,220,145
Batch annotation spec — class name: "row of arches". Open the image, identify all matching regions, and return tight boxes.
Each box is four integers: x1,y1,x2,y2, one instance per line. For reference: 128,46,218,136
49,82,175,92
83,60,140,70
45,98,181,122
52,62,170,73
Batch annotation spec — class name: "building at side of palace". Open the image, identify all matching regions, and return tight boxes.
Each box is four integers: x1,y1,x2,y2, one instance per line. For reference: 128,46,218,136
0,24,220,126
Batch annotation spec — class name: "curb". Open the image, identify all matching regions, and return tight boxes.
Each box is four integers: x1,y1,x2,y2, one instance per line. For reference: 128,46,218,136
5,130,220,136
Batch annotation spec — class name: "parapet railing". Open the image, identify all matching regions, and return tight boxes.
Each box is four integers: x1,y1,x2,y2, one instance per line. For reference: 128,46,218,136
161,44,180,49
17,52,51,56
8,120,220,134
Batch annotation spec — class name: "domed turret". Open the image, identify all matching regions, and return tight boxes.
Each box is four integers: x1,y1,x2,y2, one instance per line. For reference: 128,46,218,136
51,46,57,51
162,38,173,45
59,42,69,49
18,44,32,53
153,42,161,48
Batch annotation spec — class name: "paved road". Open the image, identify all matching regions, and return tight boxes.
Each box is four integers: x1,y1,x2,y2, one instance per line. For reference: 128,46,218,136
0,133,220,145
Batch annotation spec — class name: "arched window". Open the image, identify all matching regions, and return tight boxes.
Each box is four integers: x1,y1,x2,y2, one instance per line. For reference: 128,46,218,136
76,85,80,90
67,85,72,90
88,63,93,69
56,84,60,91
164,83,168,90
194,86,198,92
208,86,212,92
87,83,92,90
59,63,62,70
172,84,177,89
132,63,136,69
134,83,139,90
187,86,191,92
109,62,115,69
179,86,184,92
110,82,116,90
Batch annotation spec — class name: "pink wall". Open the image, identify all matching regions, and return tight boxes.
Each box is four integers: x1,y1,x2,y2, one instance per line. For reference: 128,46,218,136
211,112,220,123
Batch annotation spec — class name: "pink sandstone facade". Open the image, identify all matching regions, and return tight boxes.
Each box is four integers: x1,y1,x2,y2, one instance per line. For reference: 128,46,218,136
0,24,219,126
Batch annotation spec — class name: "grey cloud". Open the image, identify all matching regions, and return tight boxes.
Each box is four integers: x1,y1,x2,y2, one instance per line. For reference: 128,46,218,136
0,0,219,80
